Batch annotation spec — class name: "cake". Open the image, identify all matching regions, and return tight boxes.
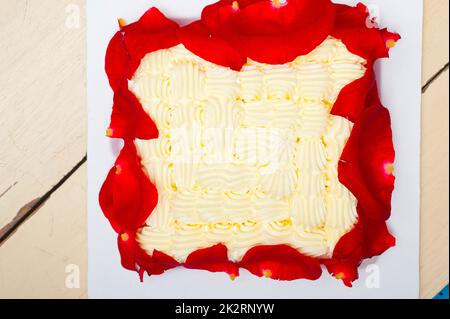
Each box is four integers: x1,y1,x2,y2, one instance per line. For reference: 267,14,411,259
100,0,399,287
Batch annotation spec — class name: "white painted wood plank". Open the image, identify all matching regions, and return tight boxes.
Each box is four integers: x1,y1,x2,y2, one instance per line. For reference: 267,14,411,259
0,0,86,228
420,70,449,299
423,0,449,85
0,165,87,299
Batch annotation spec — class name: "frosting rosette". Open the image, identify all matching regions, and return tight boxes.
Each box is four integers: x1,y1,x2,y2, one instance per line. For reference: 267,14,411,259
100,0,400,287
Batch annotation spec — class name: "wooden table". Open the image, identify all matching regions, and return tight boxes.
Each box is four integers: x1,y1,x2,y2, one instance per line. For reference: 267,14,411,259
0,0,448,299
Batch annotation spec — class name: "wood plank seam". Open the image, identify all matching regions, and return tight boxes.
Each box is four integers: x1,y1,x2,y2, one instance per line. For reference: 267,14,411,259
0,198,44,247
422,62,450,93
0,182,18,200
0,154,87,245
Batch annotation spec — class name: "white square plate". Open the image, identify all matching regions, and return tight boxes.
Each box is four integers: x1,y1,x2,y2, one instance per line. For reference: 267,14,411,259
87,0,422,299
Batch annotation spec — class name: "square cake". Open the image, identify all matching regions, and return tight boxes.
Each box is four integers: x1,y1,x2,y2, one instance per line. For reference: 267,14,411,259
100,0,399,286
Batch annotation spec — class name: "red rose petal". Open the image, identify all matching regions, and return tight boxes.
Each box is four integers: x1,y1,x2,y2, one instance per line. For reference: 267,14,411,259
178,21,247,71
331,65,374,122
108,86,158,140
123,7,179,33
362,218,396,258
105,8,180,86
323,259,359,288
332,3,401,60
105,31,130,91
239,245,322,280
153,250,180,267
338,103,395,220
135,246,179,280
118,231,180,281
185,244,239,276
122,8,180,79
333,213,396,262
201,0,241,33
123,29,180,80
325,211,395,287
200,0,336,65
328,90,396,286
99,141,158,233
117,232,137,271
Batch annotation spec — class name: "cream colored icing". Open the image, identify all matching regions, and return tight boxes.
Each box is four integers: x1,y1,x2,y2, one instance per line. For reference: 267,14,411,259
129,37,366,263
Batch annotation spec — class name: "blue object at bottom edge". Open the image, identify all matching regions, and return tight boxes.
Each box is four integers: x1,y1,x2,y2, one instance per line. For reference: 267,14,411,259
434,285,449,299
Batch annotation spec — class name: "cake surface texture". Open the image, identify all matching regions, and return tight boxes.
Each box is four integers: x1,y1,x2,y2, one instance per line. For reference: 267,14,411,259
100,0,399,286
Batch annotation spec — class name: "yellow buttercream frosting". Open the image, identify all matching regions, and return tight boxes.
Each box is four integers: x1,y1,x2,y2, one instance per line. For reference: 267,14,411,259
129,37,366,263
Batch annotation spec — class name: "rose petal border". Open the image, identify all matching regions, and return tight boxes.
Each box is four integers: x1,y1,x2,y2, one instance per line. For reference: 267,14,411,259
99,0,399,286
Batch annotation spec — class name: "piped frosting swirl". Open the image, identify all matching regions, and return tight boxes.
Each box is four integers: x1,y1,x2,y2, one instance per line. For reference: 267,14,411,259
130,37,366,263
